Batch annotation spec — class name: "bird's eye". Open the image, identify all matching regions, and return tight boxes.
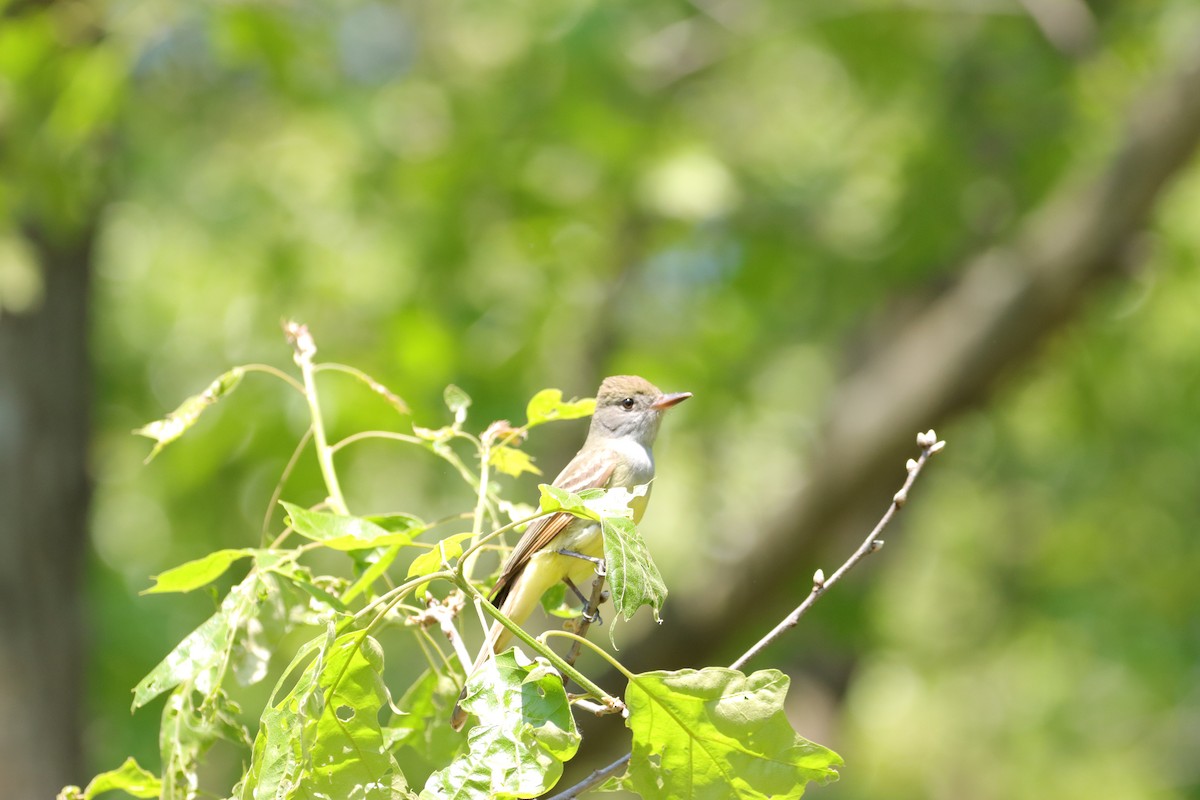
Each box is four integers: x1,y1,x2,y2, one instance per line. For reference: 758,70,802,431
621,397,635,410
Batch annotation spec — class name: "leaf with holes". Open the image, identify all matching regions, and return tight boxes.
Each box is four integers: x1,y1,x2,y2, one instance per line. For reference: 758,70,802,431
386,669,468,782
132,573,264,710
241,631,413,800
423,650,578,799
133,368,244,462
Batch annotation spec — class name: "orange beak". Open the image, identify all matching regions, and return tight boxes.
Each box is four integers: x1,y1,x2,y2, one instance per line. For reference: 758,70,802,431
651,391,692,411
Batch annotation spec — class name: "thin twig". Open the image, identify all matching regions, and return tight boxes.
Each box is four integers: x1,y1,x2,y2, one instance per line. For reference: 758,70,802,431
545,754,631,800
261,426,313,546
284,321,350,515
548,430,946,800
731,430,943,670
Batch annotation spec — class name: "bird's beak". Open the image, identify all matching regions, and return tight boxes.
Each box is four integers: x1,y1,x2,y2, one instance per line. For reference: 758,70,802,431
651,391,692,411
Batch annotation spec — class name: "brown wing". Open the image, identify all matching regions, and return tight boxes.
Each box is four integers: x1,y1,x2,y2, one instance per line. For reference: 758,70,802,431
488,444,616,607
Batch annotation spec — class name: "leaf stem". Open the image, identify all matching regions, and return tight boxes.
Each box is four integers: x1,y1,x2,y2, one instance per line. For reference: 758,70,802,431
240,363,307,395
261,427,313,546
455,569,619,712
462,439,492,582
287,324,349,516
541,631,633,683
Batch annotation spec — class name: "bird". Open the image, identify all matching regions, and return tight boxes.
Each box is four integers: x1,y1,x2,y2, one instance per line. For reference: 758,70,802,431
450,375,691,730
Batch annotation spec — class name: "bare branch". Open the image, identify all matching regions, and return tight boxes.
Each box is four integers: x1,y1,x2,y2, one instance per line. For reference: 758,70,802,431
730,432,943,670
548,433,944,800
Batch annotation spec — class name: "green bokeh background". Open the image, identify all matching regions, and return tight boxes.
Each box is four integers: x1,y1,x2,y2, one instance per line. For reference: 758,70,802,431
4,0,1200,797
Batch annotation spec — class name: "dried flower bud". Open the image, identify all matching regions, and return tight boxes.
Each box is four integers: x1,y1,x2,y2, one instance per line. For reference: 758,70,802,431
929,440,946,454
813,568,825,587
906,458,919,473
284,320,316,362
483,419,522,446
870,540,885,553
893,489,908,507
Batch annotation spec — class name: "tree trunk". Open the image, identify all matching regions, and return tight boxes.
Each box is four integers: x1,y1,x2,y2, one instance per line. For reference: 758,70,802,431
0,227,93,799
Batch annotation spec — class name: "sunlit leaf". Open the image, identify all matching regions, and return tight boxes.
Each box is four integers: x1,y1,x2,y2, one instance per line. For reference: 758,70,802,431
133,368,244,462
142,548,257,595
241,632,413,800
281,501,423,551
625,668,841,800
272,569,352,616
423,650,579,799
343,543,404,603
525,389,595,428
602,516,667,626
364,512,427,532
489,445,542,478
387,669,468,780
536,484,602,522
159,687,250,800
132,574,262,710
406,532,474,596
536,485,662,629
60,756,160,800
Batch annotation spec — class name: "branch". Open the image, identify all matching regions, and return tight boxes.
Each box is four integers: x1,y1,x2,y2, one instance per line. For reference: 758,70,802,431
548,432,945,800
623,29,1200,677
730,431,944,670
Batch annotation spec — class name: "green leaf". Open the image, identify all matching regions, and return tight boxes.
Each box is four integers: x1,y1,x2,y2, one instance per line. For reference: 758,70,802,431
406,532,474,596
489,445,542,478
524,389,596,428
343,543,405,603
601,516,668,625
65,756,161,800
387,669,468,780
133,368,244,462
538,582,582,619
536,484,602,522
141,548,257,595
423,650,579,799
160,686,251,800
364,512,427,532
282,501,424,551
535,485,663,631
624,668,841,800
444,384,472,427
132,574,262,710
241,632,413,800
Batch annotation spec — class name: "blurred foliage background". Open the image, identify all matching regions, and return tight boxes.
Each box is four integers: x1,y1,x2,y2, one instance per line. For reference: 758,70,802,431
3,0,1200,798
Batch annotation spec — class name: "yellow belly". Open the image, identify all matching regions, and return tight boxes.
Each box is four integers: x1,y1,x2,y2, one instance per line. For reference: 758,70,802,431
491,485,653,654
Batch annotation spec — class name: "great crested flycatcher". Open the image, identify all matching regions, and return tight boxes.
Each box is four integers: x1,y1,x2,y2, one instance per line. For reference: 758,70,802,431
450,375,691,730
